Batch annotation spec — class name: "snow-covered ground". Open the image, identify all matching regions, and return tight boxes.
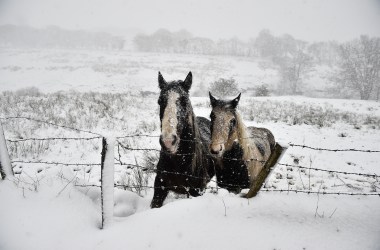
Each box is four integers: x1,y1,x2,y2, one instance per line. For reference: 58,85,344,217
0,48,379,250
0,48,332,95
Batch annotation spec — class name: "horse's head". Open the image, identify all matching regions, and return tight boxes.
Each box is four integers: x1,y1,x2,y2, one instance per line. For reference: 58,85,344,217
158,71,193,154
209,92,241,157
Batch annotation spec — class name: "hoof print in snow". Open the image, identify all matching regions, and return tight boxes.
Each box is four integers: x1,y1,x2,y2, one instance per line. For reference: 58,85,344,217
338,132,348,137
275,173,283,179
286,174,294,179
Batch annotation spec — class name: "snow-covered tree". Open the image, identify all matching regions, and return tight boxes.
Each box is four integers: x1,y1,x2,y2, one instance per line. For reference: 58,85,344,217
332,35,380,100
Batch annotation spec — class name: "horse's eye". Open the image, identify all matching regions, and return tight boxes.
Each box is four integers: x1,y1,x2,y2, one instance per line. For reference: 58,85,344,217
180,97,187,107
230,118,236,127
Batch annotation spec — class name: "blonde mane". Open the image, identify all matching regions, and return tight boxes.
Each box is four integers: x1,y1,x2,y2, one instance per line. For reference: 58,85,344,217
234,112,269,185
235,112,259,163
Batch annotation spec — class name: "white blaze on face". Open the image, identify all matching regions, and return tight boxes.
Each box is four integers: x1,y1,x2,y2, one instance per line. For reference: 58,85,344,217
161,91,179,150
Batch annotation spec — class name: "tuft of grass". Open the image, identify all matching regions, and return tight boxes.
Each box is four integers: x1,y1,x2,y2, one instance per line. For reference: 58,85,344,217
239,99,380,128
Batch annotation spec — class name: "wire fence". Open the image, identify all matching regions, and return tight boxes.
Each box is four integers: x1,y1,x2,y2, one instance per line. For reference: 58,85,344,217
1,116,380,197
73,183,380,196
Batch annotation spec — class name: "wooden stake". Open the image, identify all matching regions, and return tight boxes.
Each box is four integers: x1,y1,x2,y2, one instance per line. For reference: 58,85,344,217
100,137,115,229
245,143,287,198
0,122,13,180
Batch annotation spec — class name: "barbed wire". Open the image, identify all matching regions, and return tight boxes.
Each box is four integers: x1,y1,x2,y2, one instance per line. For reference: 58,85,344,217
116,134,160,139
3,116,380,197
0,116,102,136
116,141,194,156
2,116,378,153
6,136,101,142
114,144,380,179
11,160,101,166
117,140,379,155
118,134,380,153
73,183,380,197
288,143,380,153
10,154,380,196
259,189,380,196
276,162,379,178
11,152,379,179
117,143,160,153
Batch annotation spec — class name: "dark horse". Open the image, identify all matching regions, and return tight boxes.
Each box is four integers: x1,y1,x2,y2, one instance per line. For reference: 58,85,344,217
151,72,216,208
209,92,275,193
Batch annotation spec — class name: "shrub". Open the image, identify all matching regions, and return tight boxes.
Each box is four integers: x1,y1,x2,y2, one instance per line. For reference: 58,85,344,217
255,84,270,96
209,78,239,97
15,87,42,97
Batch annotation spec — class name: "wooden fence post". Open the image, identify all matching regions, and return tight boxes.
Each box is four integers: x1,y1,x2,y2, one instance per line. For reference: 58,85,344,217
100,136,115,229
245,143,288,198
0,122,13,180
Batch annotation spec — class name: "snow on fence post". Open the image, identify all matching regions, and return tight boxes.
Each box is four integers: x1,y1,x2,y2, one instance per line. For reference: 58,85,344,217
0,121,13,180
100,136,115,229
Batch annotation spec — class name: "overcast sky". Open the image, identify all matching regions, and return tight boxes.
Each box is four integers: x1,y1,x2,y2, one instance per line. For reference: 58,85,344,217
0,0,379,42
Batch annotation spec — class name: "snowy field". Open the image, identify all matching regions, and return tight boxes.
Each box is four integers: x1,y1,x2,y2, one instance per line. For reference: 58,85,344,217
0,48,331,95
0,49,380,250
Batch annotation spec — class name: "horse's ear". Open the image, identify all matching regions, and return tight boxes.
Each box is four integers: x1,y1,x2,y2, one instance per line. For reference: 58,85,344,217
182,71,192,92
158,72,167,89
209,92,217,107
230,93,241,109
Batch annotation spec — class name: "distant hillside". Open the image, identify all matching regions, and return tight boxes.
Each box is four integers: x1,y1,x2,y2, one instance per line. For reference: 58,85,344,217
0,25,125,50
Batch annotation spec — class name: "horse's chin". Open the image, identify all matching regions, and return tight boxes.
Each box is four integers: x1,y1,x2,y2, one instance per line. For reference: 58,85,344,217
163,144,179,155
211,151,224,158
216,151,224,158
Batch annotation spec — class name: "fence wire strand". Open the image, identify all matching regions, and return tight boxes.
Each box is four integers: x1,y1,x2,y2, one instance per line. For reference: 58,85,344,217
288,143,380,153
0,116,102,136
3,116,380,198
6,136,101,142
73,183,380,197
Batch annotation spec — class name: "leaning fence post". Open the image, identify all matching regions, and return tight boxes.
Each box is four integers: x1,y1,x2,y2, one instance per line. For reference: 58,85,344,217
0,121,13,180
100,136,115,229
245,142,288,198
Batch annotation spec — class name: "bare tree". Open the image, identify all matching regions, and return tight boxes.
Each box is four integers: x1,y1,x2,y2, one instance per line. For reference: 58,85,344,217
274,40,314,95
332,35,380,100
255,29,280,58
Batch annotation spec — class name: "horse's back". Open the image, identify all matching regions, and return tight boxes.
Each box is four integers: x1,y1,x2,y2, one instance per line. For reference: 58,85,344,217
196,116,212,145
247,126,275,153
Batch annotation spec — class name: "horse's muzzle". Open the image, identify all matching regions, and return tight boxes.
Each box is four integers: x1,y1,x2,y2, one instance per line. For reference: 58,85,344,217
160,134,178,153
210,143,225,157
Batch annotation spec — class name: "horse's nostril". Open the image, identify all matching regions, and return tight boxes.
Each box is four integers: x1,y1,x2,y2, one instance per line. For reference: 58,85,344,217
172,135,178,146
159,134,178,151
210,144,224,155
210,147,219,155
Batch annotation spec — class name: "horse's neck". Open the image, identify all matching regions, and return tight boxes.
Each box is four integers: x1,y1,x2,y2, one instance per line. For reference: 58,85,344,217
178,112,197,153
234,113,258,162
177,111,204,174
